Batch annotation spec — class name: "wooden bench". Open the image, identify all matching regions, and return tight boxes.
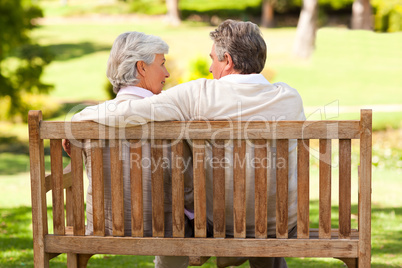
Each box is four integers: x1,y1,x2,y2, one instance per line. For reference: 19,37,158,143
28,109,372,267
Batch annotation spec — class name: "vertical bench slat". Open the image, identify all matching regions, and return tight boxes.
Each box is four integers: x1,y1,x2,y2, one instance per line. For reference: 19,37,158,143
276,139,289,238
28,111,50,267
213,140,226,238
64,164,74,229
66,185,74,227
359,109,372,267
254,140,268,239
339,139,351,239
297,139,310,239
91,140,105,236
193,140,207,238
110,140,125,236
172,141,185,238
71,142,85,236
151,139,165,237
130,140,144,237
233,140,247,238
50,139,65,235
319,139,332,239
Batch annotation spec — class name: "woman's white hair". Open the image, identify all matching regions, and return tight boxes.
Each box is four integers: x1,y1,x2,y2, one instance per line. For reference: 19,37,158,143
106,31,169,93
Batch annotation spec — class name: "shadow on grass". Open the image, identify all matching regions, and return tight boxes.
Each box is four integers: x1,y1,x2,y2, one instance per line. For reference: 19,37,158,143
0,150,70,175
45,42,110,62
0,152,30,175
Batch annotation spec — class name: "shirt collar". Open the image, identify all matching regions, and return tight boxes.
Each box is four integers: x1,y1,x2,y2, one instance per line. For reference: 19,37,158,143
218,73,271,85
117,86,154,98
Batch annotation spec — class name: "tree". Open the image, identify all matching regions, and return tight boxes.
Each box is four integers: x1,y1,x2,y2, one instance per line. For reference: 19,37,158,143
0,0,53,118
351,0,373,30
261,0,276,28
166,0,180,26
293,0,319,59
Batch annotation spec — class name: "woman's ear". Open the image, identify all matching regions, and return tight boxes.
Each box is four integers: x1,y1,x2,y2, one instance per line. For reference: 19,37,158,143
223,53,234,72
137,61,146,77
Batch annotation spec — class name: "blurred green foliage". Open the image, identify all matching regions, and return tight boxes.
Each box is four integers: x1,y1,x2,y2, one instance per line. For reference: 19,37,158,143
36,0,402,32
126,0,355,18
125,0,401,32
186,56,213,81
129,0,167,15
0,0,54,121
373,0,402,32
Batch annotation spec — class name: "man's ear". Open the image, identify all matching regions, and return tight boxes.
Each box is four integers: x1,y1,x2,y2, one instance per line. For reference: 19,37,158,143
223,53,235,72
137,61,146,77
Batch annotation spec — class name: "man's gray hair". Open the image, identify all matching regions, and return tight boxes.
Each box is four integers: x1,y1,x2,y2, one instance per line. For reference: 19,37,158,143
210,20,267,74
107,31,169,93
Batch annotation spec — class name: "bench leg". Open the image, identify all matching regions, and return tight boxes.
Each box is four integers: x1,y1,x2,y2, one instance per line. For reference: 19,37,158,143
67,253,93,268
336,258,358,268
67,253,78,268
33,252,50,268
78,254,94,268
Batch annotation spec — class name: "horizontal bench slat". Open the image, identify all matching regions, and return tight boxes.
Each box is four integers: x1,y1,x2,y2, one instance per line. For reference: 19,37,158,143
45,235,359,258
39,121,360,140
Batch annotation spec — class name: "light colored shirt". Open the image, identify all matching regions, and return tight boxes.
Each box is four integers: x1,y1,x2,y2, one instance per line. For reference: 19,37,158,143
117,86,154,98
75,74,305,237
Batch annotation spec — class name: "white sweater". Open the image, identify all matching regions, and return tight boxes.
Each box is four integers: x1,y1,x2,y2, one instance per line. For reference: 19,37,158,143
75,74,306,237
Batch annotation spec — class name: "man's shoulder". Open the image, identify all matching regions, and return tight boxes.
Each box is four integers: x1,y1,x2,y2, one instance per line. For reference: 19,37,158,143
272,81,297,91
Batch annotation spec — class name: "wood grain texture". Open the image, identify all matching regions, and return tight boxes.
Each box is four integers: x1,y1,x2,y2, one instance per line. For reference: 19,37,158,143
212,140,226,238
319,139,332,239
172,141,185,238
65,164,74,228
28,111,50,267
91,140,105,236
29,109,372,267
50,139,65,235
45,164,72,193
233,140,247,238
339,139,351,239
297,139,310,239
358,110,372,267
193,140,207,238
110,140,125,237
130,140,144,237
40,121,361,140
151,140,164,237
276,139,289,238
254,140,268,239
71,142,85,236
45,236,359,258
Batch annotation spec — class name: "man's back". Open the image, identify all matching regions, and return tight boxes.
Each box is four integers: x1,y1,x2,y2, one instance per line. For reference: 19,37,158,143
75,74,305,237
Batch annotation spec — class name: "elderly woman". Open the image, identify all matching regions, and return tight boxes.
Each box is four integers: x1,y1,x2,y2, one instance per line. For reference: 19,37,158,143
83,31,171,237
64,31,193,268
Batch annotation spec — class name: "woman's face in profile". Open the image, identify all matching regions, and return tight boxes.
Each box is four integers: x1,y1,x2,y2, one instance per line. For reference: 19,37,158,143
142,54,170,94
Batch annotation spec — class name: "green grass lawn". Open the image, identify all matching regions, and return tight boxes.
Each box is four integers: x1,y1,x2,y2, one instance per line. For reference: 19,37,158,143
1,167,401,267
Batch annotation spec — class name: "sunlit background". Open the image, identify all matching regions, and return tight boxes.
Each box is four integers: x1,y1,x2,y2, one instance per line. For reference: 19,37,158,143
0,0,401,267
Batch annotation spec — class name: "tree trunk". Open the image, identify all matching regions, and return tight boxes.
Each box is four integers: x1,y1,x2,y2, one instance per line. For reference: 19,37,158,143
166,0,181,26
293,0,318,59
351,0,373,30
261,0,275,28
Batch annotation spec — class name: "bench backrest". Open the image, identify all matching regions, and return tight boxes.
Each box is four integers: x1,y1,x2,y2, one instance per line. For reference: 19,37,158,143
28,109,372,264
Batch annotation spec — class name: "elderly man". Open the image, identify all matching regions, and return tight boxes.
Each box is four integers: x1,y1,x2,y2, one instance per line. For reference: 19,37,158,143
74,20,305,268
